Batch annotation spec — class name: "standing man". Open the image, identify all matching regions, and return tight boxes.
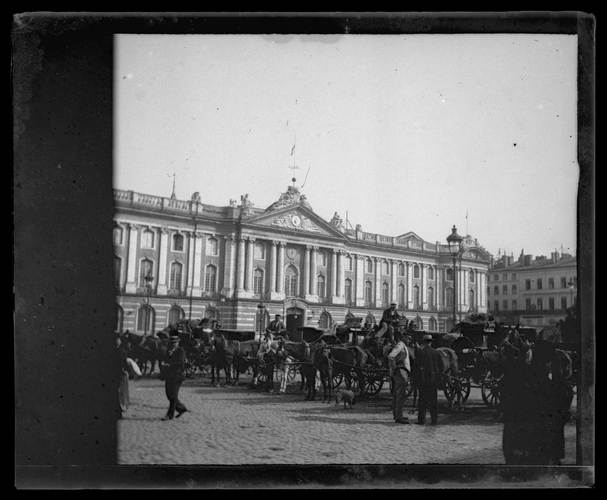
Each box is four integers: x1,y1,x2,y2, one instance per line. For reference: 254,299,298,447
416,334,441,425
267,314,286,336
116,335,130,419
161,335,189,421
256,331,278,392
381,303,402,343
388,331,411,424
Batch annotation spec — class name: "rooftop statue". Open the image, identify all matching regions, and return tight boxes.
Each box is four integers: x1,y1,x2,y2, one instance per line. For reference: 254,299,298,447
330,211,345,230
266,184,312,212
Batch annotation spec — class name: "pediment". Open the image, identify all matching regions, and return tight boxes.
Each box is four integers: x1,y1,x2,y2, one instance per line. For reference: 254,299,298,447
462,247,491,261
244,204,347,239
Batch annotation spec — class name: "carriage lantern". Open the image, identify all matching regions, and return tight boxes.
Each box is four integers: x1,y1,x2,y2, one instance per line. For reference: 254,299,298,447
447,225,464,327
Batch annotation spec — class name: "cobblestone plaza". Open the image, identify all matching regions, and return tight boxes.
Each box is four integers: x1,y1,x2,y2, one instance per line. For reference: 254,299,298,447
118,376,576,465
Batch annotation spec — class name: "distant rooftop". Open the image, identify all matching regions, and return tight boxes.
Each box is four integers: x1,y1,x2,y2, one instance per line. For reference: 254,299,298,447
491,251,576,271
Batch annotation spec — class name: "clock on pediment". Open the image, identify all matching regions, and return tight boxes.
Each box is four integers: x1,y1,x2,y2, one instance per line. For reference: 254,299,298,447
290,214,301,227
286,247,297,260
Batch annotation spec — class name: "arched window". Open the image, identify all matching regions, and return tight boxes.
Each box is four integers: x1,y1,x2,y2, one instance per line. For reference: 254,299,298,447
113,256,122,289
446,287,454,307
113,226,124,246
428,317,437,331
398,283,405,308
253,268,264,295
398,263,405,276
317,275,326,298
344,278,352,304
469,270,475,282
168,305,184,327
172,233,184,252
382,261,389,275
415,316,423,330
381,282,389,307
138,259,154,287
319,311,332,329
204,265,217,292
446,268,454,281
364,281,373,306
207,237,218,256
428,267,434,280
285,265,298,297
254,242,265,260
413,264,420,278
137,305,155,333
469,289,475,309
169,262,183,291
116,305,123,333
427,287,434,309
413,285,420,309
141,228,155,248
366,258,373,273
345,255,352,271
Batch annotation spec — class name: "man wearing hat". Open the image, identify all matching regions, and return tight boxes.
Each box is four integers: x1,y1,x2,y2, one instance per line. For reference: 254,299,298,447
416,334,441,425
267,314,286,336
387,330,411,424
161,335,189,420
381,303,402,342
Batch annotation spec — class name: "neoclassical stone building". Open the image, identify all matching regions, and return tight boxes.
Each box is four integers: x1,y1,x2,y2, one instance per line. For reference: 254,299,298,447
113,184,491,336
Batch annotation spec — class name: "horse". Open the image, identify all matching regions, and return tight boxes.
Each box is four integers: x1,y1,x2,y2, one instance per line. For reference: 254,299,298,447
208,332,233,386
329,345,369,395
123,332,169,375
230,340,261,384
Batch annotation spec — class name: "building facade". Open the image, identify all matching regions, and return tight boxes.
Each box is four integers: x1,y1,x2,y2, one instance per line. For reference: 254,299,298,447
487,250,577,328
113,184,491,336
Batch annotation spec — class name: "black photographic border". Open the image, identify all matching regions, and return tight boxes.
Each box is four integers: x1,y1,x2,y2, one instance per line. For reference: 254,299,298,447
13,11,595,488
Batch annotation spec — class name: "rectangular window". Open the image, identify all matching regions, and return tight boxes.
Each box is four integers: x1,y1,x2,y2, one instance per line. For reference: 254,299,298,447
548,278,555,289
502,285,508,295
512,284,517,294
537,278,543,290
537,298,543,311
512,273,517,280
525,279,531,290
512,300,517,310
549,297,555,310
525,298,532,311
503,300,508,310
561,297,568,310
494,301,499,312
502,273,508,281
494,275,499,281
561,277,567,288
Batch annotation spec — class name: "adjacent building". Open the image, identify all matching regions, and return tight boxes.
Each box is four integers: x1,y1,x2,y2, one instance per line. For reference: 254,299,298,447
113,183,491,336
487,249,577,328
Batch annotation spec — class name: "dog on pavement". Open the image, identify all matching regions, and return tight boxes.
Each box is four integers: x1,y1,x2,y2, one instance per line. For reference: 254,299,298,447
334,389,356,409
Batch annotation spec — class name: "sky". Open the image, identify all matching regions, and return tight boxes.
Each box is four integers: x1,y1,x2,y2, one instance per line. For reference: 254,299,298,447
115,34,578,258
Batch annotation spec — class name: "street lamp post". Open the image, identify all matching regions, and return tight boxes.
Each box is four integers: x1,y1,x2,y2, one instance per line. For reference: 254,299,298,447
257,303,266,340
189,194,201,321
447,225,464,329
143,273,154,336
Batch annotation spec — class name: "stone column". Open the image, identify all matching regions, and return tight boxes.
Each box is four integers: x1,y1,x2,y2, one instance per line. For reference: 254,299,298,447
303,245,311,298
390,260,398,303
236,236,246,293
276,242,285,296
327,248,337,302
406,262,414,310
156,227,169,295
244,237,255,292
462,266,468,310
355,255,365,307
436,266,442,310
221,234,236,298
333,250,345,305
192,231,203,296
421,264,428,310
307,245,319,303
186,232,196,295
125,224,139,293
269,241,277,294
374,257,381,308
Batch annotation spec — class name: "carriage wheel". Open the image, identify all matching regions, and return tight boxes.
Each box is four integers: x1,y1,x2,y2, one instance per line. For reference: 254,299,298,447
443,376,462,408
481,372,502,408
364,373,384,395
348,369,361,393
332,373,344,390
460,376,472,403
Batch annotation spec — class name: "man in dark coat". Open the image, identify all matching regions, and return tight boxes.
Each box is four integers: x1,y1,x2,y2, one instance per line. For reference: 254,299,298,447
381,303,402,327
416,334,441,425
267,314,286,336
161,335,188,420
388,331,411,424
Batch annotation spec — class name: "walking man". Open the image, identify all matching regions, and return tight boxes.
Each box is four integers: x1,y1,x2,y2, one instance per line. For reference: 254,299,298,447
388,331,411,424
416,334,441,425
161,335,188,420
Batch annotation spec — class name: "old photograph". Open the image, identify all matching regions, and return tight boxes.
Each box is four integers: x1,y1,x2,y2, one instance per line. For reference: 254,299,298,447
114,33,582,466
14,13,594,488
